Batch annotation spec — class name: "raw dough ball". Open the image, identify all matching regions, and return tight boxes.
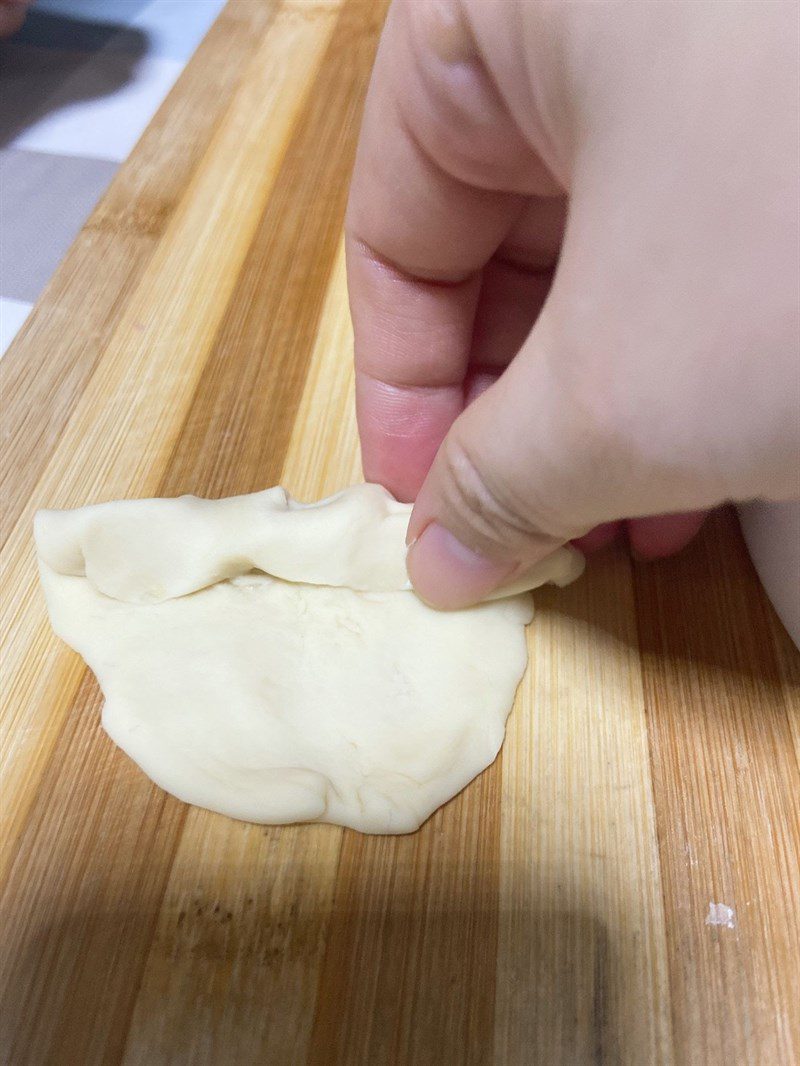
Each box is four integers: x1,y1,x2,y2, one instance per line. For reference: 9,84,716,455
35,484,583,834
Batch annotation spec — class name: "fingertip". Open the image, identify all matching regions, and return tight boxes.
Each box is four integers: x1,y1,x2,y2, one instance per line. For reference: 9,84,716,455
571,521,622,554
355,372,462,504
626,511,708,560
406,522,516,609
363,463,414,507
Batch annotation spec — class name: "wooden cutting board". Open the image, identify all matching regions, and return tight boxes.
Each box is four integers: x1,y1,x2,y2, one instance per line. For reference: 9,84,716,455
1,2,798,1063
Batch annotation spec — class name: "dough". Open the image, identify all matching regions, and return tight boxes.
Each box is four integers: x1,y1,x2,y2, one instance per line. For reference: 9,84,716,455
36,484,584,834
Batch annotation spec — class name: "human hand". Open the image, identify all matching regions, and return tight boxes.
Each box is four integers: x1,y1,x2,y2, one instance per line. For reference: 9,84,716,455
346,0,799,607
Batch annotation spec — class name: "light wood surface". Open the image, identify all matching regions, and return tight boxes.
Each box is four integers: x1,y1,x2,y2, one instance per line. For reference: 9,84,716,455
1,2,798,1063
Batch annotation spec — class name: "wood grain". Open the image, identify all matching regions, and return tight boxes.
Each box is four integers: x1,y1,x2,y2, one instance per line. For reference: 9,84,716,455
0,0,278,544
496,554,672,1065
0,0,341,876
1,2,798,1064
635,510,800,1066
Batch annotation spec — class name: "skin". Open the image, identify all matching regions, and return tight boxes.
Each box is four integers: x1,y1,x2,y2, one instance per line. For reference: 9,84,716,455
0,0,28,37
346,0,799,608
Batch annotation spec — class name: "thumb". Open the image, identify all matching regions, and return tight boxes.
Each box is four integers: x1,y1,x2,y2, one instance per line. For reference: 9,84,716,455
405,313,681,609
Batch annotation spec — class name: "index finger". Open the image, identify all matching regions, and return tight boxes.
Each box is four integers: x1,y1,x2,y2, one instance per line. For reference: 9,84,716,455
346,0,533,500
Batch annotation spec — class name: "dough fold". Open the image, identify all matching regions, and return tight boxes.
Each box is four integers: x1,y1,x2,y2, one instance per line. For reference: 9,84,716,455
35,483,413,603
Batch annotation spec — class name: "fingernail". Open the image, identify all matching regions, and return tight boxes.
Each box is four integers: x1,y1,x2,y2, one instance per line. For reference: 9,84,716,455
406,522,516,609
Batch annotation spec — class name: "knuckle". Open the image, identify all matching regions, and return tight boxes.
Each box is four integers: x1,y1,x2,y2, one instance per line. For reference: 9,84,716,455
402,0,533,189
437,434,547,555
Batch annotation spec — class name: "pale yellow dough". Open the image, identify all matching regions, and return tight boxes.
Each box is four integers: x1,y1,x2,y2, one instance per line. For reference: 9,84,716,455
35,484,584,834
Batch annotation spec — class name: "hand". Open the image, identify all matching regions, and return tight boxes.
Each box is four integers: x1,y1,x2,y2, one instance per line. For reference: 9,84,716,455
346,0,799,607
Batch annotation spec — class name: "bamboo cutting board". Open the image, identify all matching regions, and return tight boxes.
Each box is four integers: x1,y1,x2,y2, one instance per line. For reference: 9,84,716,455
1,2,798,1063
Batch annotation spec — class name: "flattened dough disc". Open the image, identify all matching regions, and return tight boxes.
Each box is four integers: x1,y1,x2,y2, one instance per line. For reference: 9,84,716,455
36,484,584,834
